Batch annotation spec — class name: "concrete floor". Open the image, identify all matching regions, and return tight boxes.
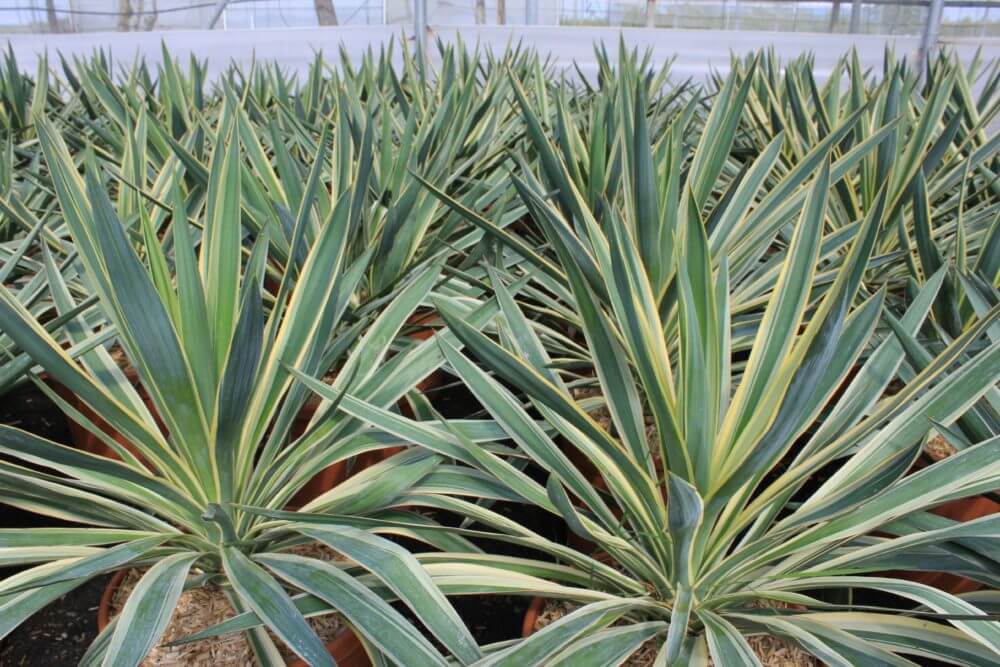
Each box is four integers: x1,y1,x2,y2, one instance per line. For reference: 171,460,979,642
3,25,997,83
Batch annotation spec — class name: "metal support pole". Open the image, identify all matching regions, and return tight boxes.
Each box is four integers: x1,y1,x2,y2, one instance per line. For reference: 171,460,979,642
848,0,861,32
414,0,427,63
205,0,231,29
526,0,539,24
917,0,945,73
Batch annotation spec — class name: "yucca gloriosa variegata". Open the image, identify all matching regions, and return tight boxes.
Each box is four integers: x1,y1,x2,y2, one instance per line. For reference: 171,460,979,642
728,48,999,298
0,132,103,395
0,57,522,663
340,50,1000,665
1,38,999,667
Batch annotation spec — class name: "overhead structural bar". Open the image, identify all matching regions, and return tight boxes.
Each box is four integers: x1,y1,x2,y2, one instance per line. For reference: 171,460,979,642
206,0,231,29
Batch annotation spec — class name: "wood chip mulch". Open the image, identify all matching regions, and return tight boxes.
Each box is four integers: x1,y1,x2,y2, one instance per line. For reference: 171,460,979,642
533,599,819,666
107,543,346,666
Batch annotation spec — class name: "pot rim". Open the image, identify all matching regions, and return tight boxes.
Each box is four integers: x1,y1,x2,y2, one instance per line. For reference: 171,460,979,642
522,596,547,638
97,567,129,632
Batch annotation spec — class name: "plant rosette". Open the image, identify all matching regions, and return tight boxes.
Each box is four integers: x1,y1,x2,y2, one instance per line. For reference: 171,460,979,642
0,118,484,666
351,96,1000,662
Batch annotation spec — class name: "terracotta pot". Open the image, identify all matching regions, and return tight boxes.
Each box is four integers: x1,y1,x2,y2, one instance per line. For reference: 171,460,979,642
286,395,350,508
286,393,404,508
892,452,1000,594
522,596,546,637
287,309,437,506
97,568,129,631
289,311,439,505
287,631,370,667
98,569,371,667
286,459,349,509
287,447,405,508
523,552,615,637
907,484,998,594
405,311,446,393
406,311,439,343
49,367,161,464
911,497,1000,595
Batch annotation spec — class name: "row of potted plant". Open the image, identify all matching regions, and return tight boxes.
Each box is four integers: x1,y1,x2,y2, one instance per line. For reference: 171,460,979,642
1,39,998,666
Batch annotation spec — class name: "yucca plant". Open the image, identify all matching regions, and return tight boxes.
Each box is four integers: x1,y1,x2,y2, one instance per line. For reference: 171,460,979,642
0,132,105,394
0,223,104,395
429,46,998,404
343,132,1000,663
66,41,540,304
427,58,914,395
0,111,502,665
896,162,999,343
729,48,1000,299
4,38,999,666
0,37,549,406
880,157,1000,464
0,47,53,138
886,266,1000,461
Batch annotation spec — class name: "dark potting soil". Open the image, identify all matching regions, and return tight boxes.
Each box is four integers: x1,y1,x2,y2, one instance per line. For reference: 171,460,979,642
0,383,109,667
453,594,530,644
0,381,74,444
1,382,76,545
394,593,529,651
422,376,486,419
0,381,77,546
0,574,109,667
